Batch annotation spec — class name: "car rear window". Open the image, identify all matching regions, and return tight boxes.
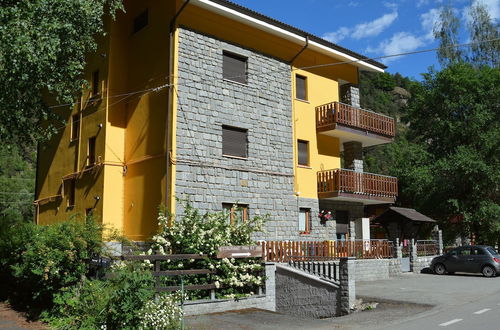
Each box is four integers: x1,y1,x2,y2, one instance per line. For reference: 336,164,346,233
486,247,499,255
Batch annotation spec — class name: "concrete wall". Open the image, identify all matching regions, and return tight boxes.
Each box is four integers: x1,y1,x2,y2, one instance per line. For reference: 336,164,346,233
275,264,340,318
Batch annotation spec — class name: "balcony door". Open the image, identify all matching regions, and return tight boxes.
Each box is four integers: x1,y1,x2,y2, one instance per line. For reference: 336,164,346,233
336,210,349,240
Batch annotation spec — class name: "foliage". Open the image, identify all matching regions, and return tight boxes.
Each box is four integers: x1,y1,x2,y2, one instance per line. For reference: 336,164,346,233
48,263,157,330
402,63,499,244
138,293,183,330
149,201,267,299
0,0,123,143
0,219,103,312
0,140,36,224
434,2,500,68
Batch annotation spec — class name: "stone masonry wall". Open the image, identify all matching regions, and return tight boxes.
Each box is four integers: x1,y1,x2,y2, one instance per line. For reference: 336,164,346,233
175,28,331,240
413,255,437,274
275,264,339,318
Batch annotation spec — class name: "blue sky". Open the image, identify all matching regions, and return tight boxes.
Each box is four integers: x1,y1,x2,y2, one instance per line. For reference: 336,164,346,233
230,0,500,80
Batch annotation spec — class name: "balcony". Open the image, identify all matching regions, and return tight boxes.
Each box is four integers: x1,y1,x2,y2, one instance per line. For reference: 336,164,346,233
316,102,395,148
317,169,398,204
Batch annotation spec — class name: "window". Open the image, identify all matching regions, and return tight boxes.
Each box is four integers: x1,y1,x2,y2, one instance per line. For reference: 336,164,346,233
87,137,96,166
92,70,100,97
223,203,248,225
296,75,307,100
458,248,471,256
297,140,309,166
71,114,80,141
133,9,148,33
222,126,247,158
223,51,247,84
299,208,310,233
67,179,75,207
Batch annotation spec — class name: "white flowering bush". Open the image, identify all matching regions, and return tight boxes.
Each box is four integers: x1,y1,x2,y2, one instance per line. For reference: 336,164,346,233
138,293,183,330
149,201,268,299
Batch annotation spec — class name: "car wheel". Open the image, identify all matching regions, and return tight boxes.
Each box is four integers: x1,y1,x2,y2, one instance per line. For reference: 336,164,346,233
434,263,446,275
482,265,496,278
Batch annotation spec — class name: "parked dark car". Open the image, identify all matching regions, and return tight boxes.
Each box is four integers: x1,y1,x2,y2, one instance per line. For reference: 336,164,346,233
431,245,500,277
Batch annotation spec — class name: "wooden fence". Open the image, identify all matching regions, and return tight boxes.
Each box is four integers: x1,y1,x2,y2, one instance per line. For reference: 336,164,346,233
259,240,394,262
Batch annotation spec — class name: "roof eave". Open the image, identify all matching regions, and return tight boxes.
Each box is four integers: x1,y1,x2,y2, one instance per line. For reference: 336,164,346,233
190,0,386,72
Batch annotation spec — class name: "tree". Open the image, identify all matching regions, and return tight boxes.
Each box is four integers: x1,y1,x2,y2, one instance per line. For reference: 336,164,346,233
404,63,500,245
434,5,463,67
0,0,123,144
467,2,500,68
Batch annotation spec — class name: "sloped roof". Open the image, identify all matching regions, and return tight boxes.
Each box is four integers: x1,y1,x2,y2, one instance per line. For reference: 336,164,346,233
194,0,387,71
374,207,436,223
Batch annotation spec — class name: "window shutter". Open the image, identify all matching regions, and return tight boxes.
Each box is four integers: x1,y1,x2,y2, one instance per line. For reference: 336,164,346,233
296,75,307,100
223,52,247,84
223,126,247,158
297,140,308,166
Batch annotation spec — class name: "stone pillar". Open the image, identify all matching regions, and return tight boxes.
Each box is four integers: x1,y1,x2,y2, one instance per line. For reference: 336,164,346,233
339,257,356,316
265,263,276,311
343,141,363,173
432,229,443,255
394,238,403,259
409,239,417,272
340,84,360,108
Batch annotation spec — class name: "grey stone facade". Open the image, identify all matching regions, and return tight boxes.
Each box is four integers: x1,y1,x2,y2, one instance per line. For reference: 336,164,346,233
343,141,364,173
175,27,332,240
340,84,360,108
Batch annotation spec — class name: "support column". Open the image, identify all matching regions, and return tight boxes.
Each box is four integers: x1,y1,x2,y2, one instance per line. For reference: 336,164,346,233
340,84,360,108
265,263,276,311
432,228,443,255
343,141,363,172
339,257,356,315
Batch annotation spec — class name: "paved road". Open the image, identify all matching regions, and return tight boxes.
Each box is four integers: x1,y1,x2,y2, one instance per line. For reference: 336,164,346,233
187,272,500,329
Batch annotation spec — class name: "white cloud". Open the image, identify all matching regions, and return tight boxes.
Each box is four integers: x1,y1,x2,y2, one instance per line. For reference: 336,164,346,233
420,8,441,40
322,11,398,43
348,1,359,8
417,0,429,7
366,32,426,63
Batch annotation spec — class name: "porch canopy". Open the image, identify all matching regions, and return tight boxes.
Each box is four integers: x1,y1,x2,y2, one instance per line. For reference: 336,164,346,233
372,207,436,241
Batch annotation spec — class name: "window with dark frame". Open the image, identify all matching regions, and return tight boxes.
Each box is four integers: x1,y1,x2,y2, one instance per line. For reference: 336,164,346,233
222,203,249,225
296,75,307,100
67,179,75,207
222,126,247,158
299,208,311,233
223,51,247,84
71,114,80,141
87,136,96,166
92,70,100,96
297,140,309,166
133,9,148,34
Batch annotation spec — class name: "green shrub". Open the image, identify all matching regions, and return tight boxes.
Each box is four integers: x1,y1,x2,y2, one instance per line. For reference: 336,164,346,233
48,263,156,329
149,201,267,299
1,219,103,312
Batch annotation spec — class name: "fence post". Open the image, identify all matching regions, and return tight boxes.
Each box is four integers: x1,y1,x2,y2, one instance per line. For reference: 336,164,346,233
339,257,356,316
409,239,417,272
433,230,443,255
265,262,277,311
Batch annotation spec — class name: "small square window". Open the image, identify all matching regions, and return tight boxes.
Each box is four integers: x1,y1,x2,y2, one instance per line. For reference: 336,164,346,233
67,179,76,208
223,203,249,225
87,136,96,166
71,114,80,141
299,208,310,233
223,51,247,84
297,140,309,166
133,9,148,34
296,75,307,100
223,126,247,158
92,70,100,97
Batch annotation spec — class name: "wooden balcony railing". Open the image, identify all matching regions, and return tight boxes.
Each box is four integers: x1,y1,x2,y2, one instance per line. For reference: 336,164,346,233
317,168,398,200
316,101,395,137
259,240,394,262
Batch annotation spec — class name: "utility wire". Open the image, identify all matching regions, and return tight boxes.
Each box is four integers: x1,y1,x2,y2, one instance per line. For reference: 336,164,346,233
42,37,500,136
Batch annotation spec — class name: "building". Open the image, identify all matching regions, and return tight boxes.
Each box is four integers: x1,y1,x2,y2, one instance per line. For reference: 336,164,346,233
35,0,397,242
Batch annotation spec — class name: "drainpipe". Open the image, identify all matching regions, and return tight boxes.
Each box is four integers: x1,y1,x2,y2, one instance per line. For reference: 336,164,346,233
166,0,190,212
289,36,309,196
